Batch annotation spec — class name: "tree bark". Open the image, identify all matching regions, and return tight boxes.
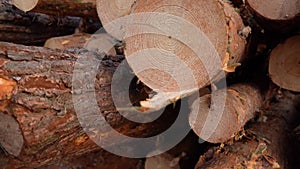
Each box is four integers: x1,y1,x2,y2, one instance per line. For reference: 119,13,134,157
195,89,299,169
44,32,117,55
0,1,102,46
31,0,97,18
269,35,300,92
0,1,80,45
0,42,177,168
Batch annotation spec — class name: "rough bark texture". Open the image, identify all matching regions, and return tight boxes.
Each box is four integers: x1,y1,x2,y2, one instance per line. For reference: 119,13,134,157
44,32,117,55
246,0,300,32
189,83,263,143
195,88,299,169
0,42,178,168
32,0,97,18
97,0,247,93
0,1,80,45
269,35,300,92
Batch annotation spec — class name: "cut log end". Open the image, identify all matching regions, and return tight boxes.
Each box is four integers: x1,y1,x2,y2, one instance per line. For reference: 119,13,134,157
246,0,300,21
12,0,39,12
122,0,246,93
269,36,300,92
189,84,262,143
97,0,136,37
246,0,300,32
0,112,24,157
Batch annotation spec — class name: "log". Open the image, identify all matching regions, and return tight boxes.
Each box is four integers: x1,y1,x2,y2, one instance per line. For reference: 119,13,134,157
37,149,144,169
144,131,201,169
269,35,300,92
189,84,263,143
44,32,117,55
0,42,178,168
97,0,247,94
246,0,300,32
194,89,300,169
145,153,181,169
0,1,81,45
11,0,98,18
12,0,39,12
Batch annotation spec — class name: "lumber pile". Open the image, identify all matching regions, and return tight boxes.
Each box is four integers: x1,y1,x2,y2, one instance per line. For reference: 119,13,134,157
0,0,299,168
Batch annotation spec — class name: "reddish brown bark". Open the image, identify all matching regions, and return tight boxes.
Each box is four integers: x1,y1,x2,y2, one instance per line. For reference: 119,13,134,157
32,0,97,18
0,42,177,168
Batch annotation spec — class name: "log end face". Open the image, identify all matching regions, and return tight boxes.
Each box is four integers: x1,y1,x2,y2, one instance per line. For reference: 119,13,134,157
269,36,300,92
12,0,39,12
189,84,262,143
246,0,300,20
0,112,24,157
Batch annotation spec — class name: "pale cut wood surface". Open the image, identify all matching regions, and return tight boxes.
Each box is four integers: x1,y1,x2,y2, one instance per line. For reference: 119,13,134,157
246,0,300,32
189,84,262,143
97,0,246,94
12,0,39,12
269,36,300,92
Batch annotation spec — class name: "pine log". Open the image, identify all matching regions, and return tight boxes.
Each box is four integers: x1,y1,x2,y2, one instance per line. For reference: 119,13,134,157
189,84,263,143
195,89,299,169
21,0,98,18
246,0,300,32
97,0,247,94
0,42,177,168
0,2,80,45
44,32,117,55
269,35,300,92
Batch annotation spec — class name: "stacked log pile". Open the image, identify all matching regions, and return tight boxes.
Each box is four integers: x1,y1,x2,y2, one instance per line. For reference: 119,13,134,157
0,0,299,168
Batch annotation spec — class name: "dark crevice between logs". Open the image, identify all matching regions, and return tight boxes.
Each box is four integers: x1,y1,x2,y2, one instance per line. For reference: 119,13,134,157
0,1,102,46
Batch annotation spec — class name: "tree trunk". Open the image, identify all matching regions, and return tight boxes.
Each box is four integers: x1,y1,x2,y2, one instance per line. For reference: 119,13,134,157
44,32,118,55
98,0,246,93
0,2,79,45
246,0,300,33
0,42,177,168
269,35,300,92
195,89,299,169
30,0,97,18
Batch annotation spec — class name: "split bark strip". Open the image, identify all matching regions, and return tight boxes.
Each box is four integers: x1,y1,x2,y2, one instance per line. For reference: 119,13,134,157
195,90,299,169
27,0,97,18
0,42,175,168
269,35,300,92
246,0,300,32
189,84,263,143
0,2,80,45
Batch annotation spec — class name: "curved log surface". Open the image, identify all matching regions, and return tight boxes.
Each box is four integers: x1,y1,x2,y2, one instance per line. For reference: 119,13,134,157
0,42,178,168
